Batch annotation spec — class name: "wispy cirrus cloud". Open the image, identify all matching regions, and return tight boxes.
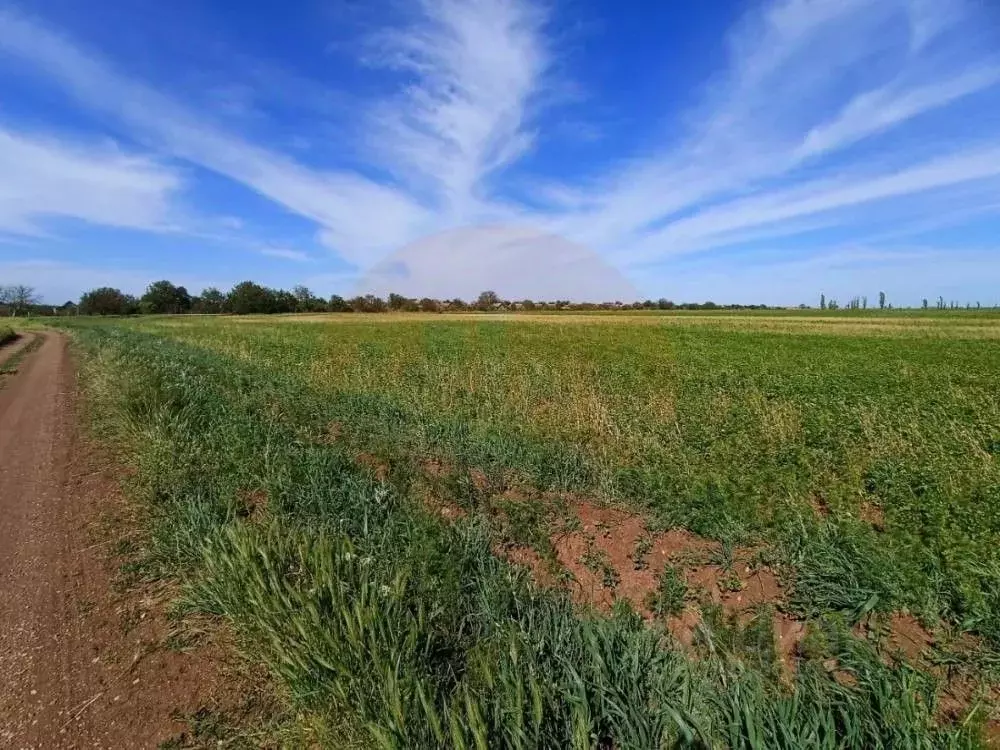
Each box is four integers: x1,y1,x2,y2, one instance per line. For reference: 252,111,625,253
0,6,435,264
0,125,180,235
793,66,1000,161
621,146,1000,265
545,0,1000,273
364,0,551,219
260,247,311,262
0,0,555,263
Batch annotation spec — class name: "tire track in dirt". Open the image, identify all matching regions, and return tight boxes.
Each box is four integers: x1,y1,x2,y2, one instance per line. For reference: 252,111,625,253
0,332,226,748
0,331,37,369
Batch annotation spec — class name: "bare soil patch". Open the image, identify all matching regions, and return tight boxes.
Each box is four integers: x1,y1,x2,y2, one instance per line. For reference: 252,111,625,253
540,499,797,651
415,462,1000,728
411,459,811,672
356,451,389,481
886,612,935,661
859,500,886,531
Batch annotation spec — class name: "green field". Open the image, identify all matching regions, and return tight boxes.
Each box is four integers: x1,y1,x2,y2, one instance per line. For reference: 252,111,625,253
58,311,1000,748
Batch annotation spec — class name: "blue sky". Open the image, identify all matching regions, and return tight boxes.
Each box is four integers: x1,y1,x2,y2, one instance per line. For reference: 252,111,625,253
1,0,999,305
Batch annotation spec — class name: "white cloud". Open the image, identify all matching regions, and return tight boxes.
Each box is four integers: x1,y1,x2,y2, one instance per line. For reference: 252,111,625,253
0,7,434,265
905,0,965,51
547,0,1000,269
366,0,550,219
0,126,180,234
260,247,311,262
795,66,1000,160
619,146,1000,264
538,0,895,247
0,1,554,265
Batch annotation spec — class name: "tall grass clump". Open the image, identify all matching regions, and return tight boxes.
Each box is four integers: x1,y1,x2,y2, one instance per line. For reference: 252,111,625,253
59,321,991,749
0,325,16,346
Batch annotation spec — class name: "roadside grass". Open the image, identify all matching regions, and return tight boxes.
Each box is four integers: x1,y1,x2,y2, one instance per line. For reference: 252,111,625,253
57,316,1000,748
0,325,16,346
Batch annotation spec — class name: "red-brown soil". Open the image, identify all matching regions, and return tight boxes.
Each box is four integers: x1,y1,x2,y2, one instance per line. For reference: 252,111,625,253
0,332,228,748
536,499,798,652
418,462,1000,735
0,330,37,366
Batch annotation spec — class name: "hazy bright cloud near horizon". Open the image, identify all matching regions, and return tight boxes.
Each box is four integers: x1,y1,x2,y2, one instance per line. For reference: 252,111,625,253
1,0,999,305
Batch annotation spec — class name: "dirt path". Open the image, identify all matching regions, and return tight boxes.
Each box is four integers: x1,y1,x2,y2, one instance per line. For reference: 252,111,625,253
0,331,37,368
0,332,225,748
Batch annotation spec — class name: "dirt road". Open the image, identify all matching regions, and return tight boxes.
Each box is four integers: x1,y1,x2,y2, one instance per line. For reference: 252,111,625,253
0,332,223,748
0,331,38,367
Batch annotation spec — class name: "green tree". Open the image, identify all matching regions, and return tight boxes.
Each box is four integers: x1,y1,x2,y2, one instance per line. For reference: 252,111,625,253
364,294,387,312
273,289,297,313
820,293,826,310
79,287,139,316
195,287,226,314
922,298,929,309
879,291,886,309
140,280,191,314
227,281,276,315
348,294,387,313
475,290,499,311
328,294,350,312
388,293,409,311
293,286,325,313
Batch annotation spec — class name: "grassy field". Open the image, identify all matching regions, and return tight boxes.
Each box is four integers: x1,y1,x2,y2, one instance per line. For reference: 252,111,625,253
57,311,1000,748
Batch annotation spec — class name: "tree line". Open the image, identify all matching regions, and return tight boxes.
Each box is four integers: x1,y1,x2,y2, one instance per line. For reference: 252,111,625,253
819,291,886,310
818,291,991,312
3,280,996,317
0,284,42,316
64,282,772,316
